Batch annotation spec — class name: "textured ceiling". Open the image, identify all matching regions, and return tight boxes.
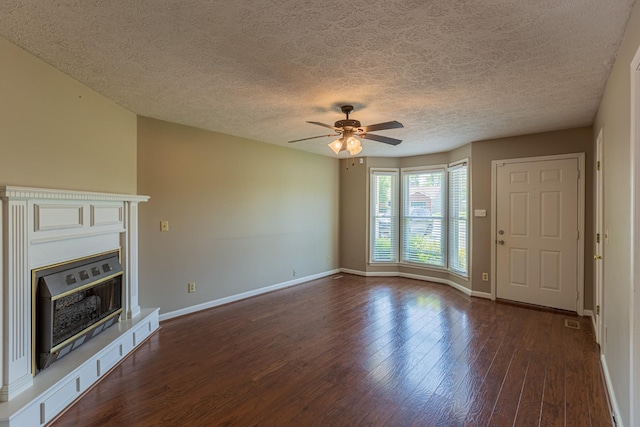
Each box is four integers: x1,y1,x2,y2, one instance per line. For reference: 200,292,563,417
0,0,636,157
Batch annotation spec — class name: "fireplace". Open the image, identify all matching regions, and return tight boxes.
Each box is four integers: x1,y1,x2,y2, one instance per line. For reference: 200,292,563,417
0,186,159,427
35,252,123,372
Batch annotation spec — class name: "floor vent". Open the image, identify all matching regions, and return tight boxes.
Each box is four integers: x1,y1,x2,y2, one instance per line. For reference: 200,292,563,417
565,319,581,329
332,275,343,280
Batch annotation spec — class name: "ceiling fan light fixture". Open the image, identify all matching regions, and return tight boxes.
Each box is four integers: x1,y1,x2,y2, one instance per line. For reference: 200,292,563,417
346,136,362,155
349,146,363,156
328,138,345,154
290,105,403,153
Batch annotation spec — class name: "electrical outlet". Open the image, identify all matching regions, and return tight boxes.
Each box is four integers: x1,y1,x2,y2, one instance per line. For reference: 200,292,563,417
160,220,170,232
187,282,195,293
293,269,297,277
482,272,489,281
326,255,330,263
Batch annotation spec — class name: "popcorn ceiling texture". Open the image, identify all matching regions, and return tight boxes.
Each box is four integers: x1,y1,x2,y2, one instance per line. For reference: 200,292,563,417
0,0,635,157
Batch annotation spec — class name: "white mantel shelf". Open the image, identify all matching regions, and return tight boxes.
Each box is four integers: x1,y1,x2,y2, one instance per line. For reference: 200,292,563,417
0,186,150,203
0,186,158,426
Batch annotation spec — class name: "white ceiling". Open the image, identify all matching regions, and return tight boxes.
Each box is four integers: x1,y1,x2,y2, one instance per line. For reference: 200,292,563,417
0,0,636,157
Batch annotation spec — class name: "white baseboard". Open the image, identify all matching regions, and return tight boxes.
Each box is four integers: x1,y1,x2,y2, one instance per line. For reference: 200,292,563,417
339,268,485,299
159,269,341,321
583,309,597,332
340,268,390,277
601,354,623,427
471,291,492,299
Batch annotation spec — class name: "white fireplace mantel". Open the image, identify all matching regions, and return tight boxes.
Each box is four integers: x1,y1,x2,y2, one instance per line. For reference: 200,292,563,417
0,186,159,426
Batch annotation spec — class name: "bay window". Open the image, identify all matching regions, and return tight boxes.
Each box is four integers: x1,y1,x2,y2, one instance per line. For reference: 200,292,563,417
369,161,469,277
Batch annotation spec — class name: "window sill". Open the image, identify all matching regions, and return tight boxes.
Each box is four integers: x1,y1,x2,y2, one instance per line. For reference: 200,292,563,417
400,261,447,272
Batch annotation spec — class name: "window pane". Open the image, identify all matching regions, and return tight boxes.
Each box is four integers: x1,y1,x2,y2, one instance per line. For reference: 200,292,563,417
448,164,468,276
371,170,398,262
402,169,445,266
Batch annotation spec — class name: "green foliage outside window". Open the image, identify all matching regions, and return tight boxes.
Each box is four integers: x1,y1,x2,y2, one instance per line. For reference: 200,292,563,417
406,235,443,265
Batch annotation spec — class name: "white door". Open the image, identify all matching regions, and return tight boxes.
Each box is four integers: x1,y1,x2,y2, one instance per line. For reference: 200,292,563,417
595,130,604,344
496,158,579,311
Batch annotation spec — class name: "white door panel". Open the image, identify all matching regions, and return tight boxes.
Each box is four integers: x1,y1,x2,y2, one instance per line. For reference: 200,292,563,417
496,158,579,311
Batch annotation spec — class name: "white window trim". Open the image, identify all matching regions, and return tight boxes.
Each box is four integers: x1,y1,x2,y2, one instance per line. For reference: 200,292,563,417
447,159,469,278
449,158,468,169
400,165,447,268
369,168,399,264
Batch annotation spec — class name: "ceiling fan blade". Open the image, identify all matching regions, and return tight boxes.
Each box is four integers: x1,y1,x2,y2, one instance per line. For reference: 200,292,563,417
360,121,404,133
288,133,340,143
361,133,403,146
306,121,339,131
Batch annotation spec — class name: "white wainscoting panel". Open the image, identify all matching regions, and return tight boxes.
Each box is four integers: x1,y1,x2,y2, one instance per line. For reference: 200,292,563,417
97,344,123,377
39,377,79,424
90,204,123,227
34,204,83,231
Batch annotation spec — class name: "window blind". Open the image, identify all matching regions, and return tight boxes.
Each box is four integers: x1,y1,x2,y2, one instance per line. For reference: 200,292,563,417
448,163,468,276
401,168,446,267
370,170,398,262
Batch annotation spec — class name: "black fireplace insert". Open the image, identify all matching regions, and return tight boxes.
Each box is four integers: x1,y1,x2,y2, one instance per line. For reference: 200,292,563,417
35,252,123,372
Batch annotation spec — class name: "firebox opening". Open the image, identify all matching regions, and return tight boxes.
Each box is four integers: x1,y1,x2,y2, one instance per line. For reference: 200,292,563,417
33,251,123,374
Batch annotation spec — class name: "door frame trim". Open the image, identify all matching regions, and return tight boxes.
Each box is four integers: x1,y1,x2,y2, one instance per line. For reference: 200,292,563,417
490,153,586,315
629,43,640,427
595,128,604,345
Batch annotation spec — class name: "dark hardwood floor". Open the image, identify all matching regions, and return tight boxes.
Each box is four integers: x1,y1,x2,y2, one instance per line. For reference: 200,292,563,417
50,274,612,426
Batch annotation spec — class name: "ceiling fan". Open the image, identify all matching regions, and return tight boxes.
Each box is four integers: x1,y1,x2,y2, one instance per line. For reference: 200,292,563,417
288,105,404,155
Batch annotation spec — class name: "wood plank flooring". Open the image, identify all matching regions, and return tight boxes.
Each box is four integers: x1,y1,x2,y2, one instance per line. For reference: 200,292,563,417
50,274,612,426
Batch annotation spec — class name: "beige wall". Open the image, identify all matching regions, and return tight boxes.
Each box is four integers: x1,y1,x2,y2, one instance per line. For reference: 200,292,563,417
137,117,339,315
339,157,370,270
593,2,640,424
470,127,594,305
341,130,593,298
0,37,137,193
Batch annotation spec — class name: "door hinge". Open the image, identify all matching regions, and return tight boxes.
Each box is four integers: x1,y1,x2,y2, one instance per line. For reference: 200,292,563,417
596,233,600,243
597,161,600,171
577,230,580,239
596,305,600,315
577,169,580,179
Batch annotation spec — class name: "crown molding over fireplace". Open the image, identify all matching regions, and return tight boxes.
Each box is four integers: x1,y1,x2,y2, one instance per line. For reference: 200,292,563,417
0,186,150,202
0,186,159,426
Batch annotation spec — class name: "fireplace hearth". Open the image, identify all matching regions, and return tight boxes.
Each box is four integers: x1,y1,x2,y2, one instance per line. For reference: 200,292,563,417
36,252,123,372
0,186,159,427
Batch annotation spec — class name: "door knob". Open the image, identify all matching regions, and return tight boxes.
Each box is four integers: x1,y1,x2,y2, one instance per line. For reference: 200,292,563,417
498,240,505,245
594,254,602,260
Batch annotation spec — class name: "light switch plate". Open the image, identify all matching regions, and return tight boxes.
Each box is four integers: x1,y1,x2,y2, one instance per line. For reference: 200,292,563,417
474,209,487,217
